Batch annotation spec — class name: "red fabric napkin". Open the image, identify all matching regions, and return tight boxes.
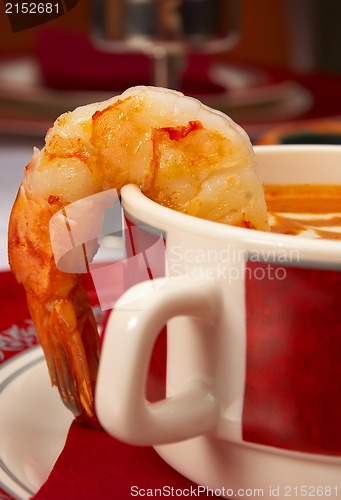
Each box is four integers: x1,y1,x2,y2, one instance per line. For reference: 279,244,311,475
32,422,214,499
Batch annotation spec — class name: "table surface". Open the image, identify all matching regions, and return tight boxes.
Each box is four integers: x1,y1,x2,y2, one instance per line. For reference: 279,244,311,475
0,137,44,271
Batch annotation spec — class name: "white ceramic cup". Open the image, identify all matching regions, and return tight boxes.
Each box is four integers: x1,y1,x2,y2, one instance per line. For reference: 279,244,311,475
96,145,341,498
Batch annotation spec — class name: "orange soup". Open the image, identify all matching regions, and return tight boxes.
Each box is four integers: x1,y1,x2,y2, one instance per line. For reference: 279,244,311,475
264,185,341,240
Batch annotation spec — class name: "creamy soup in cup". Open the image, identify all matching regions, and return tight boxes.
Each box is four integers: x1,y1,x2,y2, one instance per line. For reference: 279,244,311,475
96,145,341,499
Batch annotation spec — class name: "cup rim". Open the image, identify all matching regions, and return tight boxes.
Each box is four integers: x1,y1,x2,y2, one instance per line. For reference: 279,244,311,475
121,145,341,270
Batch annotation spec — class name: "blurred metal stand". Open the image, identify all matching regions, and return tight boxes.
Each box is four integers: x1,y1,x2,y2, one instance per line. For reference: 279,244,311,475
91,0,240,90
284,0,341,75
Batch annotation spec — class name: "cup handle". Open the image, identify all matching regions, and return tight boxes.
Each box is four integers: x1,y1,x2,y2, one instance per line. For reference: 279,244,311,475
95,276,221,445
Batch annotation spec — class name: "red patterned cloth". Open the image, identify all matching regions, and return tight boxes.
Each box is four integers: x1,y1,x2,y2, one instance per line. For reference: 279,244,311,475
0,271,39,363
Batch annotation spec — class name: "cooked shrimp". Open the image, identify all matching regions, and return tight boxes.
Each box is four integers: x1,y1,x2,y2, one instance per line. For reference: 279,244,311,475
8,86,269,427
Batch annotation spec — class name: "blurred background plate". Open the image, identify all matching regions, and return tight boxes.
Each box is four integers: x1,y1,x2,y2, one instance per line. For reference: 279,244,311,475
0,54,312,139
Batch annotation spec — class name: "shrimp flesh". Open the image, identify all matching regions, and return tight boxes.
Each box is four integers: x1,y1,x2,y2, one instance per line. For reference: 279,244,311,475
8,86,269,427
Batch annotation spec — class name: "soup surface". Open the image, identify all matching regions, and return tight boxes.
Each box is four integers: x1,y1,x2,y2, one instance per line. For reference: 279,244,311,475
264,185,341,240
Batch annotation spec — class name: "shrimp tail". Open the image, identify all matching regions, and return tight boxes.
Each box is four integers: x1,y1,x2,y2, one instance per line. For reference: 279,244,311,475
9,182,101,428
26,286,100,427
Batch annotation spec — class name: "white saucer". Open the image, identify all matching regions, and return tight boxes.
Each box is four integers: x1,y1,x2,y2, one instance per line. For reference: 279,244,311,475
0,347,72,500
155,434,341,499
